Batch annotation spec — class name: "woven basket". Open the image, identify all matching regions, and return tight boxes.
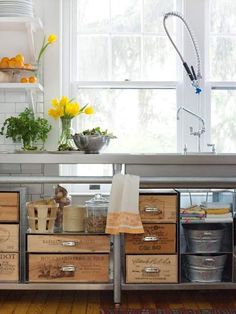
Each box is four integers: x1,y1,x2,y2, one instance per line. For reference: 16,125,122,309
27,202,59,233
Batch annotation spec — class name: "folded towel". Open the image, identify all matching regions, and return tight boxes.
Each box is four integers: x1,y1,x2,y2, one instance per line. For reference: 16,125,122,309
206,213,232,219
105,173,144,235
180,213,205,218
180,217,205,223
206,208,230,215
201,202,231,209
205,212,233,222
180,209,205,215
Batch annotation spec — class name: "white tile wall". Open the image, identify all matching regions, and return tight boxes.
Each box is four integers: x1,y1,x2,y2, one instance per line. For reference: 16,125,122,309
0,89,59,201
1,102,15,113
5,91,26,103
0,91,5,102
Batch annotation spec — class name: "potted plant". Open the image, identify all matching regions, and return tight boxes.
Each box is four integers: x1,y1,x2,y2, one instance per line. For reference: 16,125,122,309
0,108,52,151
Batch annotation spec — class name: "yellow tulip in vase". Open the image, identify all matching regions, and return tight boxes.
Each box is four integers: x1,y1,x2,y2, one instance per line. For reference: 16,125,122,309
48,96,94,151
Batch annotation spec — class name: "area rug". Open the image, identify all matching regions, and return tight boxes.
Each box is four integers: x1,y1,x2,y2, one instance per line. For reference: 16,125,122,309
100,309,236,314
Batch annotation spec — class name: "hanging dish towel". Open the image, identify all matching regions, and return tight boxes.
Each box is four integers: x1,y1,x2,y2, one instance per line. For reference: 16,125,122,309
105,173,144,234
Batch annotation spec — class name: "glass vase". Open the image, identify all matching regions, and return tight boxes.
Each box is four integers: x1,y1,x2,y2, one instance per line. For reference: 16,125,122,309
58,117,74,151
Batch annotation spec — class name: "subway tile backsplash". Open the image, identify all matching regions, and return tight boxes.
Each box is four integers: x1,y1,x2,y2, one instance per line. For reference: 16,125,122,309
0,90,58,200
5,90,26,102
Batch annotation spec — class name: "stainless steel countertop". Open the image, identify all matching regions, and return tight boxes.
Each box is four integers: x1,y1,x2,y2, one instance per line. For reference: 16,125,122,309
0,152,235,164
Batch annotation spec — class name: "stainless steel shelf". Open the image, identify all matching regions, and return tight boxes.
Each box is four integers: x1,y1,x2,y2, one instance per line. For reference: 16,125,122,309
0,283,113,290
1,176,236,186
122,282,236,290
0,152,236,164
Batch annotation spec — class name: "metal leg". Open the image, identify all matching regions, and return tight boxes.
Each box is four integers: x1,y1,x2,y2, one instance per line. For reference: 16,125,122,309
112,163,123,305
114,234,121,305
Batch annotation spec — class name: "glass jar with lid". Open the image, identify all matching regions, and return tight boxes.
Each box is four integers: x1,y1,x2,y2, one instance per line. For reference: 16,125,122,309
85,194,109,233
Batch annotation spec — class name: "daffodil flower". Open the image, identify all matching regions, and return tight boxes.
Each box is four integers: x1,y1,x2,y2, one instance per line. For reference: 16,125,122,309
37,33,57,64
84,106,94,115
48,96,95,120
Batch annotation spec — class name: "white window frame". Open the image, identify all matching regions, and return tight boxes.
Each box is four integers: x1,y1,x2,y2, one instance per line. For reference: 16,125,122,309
60,0,234,192
61,0,218,154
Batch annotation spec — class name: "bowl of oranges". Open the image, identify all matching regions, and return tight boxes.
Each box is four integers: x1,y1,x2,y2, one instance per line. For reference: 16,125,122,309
0,54,38,83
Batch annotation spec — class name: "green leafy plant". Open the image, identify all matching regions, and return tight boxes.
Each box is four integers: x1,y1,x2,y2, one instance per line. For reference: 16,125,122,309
79,127,116,138
0,108,52,151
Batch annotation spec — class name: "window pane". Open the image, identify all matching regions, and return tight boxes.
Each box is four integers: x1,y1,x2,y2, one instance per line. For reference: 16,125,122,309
210,37,236,81
74,89,177,153
77,0,109,33
210,0,236,34
112,36,141,80
77,36,109,80
143,36,176,80
211,90,236,152
144,0,176,34
111,0,141,33
60,164,112,194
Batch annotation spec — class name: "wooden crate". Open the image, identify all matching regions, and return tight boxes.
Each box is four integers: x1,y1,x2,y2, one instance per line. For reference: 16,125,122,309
0,224,19,252
27,234,110,253
125,224,176,254
0,192,19,222
139,194,177,223
28,254,109,282
126,254,178,283
0,253,19,281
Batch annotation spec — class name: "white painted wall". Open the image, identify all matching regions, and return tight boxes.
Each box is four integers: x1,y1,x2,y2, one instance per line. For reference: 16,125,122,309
0,0,61,200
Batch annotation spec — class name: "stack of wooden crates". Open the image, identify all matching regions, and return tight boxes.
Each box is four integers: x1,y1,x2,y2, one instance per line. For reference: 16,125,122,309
125,190,179,283
27,234,111,282
0,192,20,281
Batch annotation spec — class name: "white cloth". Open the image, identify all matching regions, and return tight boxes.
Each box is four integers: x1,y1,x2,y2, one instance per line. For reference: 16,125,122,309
105,173,144,234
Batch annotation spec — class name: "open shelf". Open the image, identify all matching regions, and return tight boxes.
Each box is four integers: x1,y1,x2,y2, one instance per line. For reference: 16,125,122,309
0,283,113,290
0,17,43,31
0,83,43,91
121,282,236,290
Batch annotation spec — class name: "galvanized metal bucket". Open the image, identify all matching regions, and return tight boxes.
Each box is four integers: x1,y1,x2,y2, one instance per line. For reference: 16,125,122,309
185,254,227,282
183,223,225,253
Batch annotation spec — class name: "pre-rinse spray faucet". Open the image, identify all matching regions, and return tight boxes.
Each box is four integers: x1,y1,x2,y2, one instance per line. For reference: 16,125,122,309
163,11,202,94
177,106,205,152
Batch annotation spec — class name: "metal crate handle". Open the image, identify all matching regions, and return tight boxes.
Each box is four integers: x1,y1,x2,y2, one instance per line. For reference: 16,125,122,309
144,207,162,214
144,267,160,273
143,236,159,242
61,241,77,247
60,265,76,272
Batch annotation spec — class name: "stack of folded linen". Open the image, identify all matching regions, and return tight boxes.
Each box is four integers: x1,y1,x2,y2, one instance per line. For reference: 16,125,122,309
180,205,206,223
202,202,233,222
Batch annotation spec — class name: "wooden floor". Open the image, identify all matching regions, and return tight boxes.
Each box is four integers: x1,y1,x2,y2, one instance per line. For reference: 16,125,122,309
0,290,236,313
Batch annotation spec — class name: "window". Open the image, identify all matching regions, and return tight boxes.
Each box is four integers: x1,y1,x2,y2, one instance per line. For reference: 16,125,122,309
69,0,180,154
61,0,236,193
209,0,236,152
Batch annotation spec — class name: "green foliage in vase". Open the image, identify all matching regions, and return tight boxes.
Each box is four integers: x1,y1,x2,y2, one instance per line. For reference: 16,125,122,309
0,108,52,151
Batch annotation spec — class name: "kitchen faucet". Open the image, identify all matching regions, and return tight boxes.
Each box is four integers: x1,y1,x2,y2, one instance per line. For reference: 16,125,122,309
177,106,205,153
163,11,202,94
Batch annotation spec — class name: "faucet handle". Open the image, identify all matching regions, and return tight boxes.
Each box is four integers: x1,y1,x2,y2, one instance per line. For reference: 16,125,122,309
207,143,216,153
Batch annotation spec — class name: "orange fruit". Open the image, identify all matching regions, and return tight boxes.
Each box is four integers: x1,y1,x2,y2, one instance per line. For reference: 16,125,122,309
20,77,29,83
0,60,9,68
9,60,17,68
29,76,37,83
15,60,24,68
15,54,24,63
1,57,9,63
24,63,32,69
